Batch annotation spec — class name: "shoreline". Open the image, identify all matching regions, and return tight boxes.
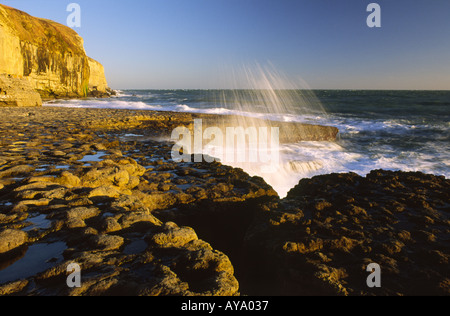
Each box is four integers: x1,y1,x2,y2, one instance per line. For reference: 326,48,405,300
0,106,448,296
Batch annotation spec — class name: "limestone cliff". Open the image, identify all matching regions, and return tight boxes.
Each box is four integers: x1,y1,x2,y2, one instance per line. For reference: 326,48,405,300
0,4,111,105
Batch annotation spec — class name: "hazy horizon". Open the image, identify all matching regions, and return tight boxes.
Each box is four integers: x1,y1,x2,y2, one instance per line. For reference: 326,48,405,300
2,0,450,90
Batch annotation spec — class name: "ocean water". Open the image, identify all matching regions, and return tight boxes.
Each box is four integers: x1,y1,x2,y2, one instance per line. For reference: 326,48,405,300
45,90,450,197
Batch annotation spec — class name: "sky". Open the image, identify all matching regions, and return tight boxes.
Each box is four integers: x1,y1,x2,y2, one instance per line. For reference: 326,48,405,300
2,0,450,90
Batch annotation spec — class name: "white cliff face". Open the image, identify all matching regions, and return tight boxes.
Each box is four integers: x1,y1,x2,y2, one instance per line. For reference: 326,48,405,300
0,4,109,105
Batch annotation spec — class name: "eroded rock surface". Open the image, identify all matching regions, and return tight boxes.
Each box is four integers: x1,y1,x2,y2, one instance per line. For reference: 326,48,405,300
0,107,278,296
243,171,450,296
0,107,447,296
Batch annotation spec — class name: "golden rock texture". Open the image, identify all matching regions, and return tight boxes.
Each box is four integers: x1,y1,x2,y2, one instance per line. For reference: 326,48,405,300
0,4,110,105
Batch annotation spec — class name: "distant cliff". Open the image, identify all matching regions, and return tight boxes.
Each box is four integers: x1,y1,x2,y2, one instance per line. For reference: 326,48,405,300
0,4,112,106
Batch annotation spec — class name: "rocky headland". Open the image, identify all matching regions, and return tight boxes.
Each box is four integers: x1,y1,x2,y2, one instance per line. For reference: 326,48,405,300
0,4,113,107
0,106,448,296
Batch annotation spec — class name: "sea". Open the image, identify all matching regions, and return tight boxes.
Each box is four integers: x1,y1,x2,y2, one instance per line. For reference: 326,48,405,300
45,89,450,197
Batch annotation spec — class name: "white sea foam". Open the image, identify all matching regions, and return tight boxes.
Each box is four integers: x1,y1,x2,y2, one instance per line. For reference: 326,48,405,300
44,99,305,123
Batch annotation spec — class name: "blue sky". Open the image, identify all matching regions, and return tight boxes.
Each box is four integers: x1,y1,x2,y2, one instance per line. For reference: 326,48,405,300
2,0,450,90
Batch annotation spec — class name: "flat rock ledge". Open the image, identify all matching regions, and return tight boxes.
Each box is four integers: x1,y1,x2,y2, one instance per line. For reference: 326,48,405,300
0,106,448,296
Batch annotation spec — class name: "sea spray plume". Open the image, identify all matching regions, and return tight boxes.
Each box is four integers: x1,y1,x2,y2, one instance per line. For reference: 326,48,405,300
210,63,333,196
214,62,331,143
170,63,338,197
225,62,326,117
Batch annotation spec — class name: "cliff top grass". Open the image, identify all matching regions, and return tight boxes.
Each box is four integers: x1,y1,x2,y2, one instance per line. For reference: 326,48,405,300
0,4,85,55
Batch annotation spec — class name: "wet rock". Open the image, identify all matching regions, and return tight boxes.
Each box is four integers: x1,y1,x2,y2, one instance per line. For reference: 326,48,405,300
64,207,101,229
171,241,239,296
147,222,198,248
137,192,177,212
127,176,140,190
66,207,101,221
90,234,124,251
243,170,450,296
0,214,21,225
14,181,58,192
82,167,129,189
66,218,87,229
12,199,50,212
0,229,28,254
101,217,122,233
92,143,107,151
88,186,122,199
50,150,67,157
119,212,161,230
0,165,34,179
0,280,29,296
109,194,147,212
56,172,81,187
16,186,68,200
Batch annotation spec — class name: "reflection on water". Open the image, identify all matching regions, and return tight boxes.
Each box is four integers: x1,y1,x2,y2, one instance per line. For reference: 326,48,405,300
79,151,108,163
23,214,52,232
0,242,66,285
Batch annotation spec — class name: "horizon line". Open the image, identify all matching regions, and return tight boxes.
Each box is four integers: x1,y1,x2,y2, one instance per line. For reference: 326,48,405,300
112,88,450,92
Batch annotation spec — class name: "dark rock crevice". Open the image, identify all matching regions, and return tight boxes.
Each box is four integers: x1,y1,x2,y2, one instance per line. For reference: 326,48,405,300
155,170,450,296
154,198,273,295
